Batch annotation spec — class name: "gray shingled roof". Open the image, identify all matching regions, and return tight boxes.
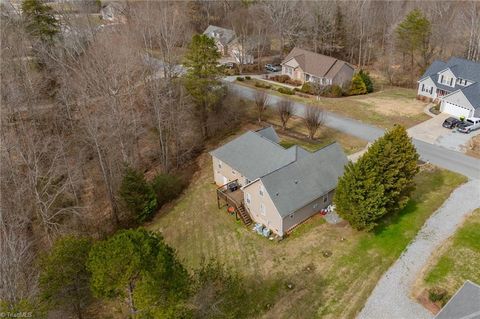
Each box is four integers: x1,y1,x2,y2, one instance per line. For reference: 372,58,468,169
282,47,354,79
209,131,297,181
420,57,480,84
461,82,480,109
255,126,280,143
447,57,480,83
260,143,348,217
434,281,480,319
420,60,447,80
203,25,236,46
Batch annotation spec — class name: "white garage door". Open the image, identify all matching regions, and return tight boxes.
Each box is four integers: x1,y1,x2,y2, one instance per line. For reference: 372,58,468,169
442,102,472,118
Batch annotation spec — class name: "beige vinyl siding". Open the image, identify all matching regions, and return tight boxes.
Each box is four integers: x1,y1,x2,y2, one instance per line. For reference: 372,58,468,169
243,180,284,235
332,64,355,87
212,156,248,186
282,189,335,234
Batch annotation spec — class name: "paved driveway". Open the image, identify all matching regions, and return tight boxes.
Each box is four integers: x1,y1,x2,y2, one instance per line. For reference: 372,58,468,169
408,114,480,152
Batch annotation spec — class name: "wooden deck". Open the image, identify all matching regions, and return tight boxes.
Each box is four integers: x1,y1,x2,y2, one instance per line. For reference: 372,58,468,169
216,180,252,225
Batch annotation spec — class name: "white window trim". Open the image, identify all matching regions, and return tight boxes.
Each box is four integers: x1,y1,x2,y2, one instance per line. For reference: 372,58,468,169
260,203,266,216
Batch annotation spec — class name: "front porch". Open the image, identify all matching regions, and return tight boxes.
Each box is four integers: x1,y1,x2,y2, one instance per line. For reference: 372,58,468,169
216,180,252,225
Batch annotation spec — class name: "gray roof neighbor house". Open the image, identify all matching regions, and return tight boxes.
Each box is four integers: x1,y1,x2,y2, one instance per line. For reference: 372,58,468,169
418,57,480,118
434,281,480,319
203,25,236,46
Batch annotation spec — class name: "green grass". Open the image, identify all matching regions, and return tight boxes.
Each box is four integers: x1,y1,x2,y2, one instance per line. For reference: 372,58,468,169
148,150,466,319
279,138,330,153
421,209,480,296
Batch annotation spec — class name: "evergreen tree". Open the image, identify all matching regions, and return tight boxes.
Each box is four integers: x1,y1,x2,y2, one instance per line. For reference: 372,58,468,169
87,229,190,318
183,34,223,139
119,166,157,223
349,73,367,95
21,0,59,43
396,9,432,84
358,69,374,93
39,236,93,319
334,125,419,230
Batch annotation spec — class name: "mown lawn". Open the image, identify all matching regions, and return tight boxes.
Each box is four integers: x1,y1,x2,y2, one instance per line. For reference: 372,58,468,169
237,80,430,129
419,209,480,298
262,110,367,155
147,149,466,318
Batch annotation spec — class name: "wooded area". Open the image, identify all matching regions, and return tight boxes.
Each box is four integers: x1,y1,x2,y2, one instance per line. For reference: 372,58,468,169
1,0,479,317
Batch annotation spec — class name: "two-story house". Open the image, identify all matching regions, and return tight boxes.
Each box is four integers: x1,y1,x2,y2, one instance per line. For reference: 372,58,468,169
210,127,348,237
203,25,253,64
417,57,480,118
280,47,355,87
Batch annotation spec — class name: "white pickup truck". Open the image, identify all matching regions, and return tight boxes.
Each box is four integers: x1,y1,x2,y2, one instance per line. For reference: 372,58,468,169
457,117,480,134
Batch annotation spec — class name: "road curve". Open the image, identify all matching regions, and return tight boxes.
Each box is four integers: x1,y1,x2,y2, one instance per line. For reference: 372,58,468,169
227,82,480,179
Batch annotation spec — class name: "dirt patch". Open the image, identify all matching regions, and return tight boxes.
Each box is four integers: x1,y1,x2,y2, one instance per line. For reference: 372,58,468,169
465,135,480,159
361,97,428,116
416,289,441,315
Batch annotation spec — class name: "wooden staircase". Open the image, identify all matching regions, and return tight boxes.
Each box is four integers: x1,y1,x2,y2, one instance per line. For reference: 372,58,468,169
237,204,252,226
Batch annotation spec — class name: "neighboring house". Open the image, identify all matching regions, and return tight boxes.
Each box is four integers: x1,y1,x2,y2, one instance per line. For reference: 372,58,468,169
280,47,355,87
100,1,127,23
210,127,348,236
203,25,253,64
417,57,480,118
434,280,480,319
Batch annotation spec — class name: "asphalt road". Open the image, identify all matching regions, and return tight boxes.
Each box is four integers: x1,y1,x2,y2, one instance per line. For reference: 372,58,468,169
226,82,480,179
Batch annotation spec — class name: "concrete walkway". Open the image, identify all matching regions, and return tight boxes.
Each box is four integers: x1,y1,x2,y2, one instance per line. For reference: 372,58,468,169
357,179,480,319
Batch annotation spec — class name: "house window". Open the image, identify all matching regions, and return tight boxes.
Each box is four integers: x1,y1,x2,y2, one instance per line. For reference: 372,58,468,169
450,78,453,86
290,214,294,219
323,195,328,203
218,160,222,169
260,203,266,216
246,193,251,205
306,74,310,81
259,185,264,196
441,75,444,83
430,87,433,94
421,84,425,92
313,203,319,209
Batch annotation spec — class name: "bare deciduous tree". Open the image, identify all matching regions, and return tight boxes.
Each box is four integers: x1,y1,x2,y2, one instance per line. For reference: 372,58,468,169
276,99,295,130
254,90,270,123
303,105,325,140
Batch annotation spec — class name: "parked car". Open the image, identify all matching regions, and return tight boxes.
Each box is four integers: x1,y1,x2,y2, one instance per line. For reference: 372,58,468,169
457,117,480,134
265,64,281,72
442,117,461,129
222,62,235,69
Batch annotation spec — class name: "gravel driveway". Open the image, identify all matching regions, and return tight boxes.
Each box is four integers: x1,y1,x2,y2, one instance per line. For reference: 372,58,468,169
357,179,480,319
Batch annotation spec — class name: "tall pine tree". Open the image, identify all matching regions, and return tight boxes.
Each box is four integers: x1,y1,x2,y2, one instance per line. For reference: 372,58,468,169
334,125,419,230
183,34,223,139
21,0,59,43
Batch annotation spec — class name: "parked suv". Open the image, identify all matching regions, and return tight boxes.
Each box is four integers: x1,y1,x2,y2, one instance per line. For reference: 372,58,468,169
265,64,281,72
457,117,480,134
442,117,461,129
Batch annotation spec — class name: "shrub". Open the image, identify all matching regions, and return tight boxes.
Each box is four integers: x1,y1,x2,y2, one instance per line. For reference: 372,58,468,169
321,85,343,97
151,173,185,208
119,167,157,223
236,76,244,81
270,74,290,83
277,87,294,95
358,69,374,93
285,79,302,86
428,287,449,305
245,76,251,80
300,82,315,95
349,73,367,95
254,81,271,89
